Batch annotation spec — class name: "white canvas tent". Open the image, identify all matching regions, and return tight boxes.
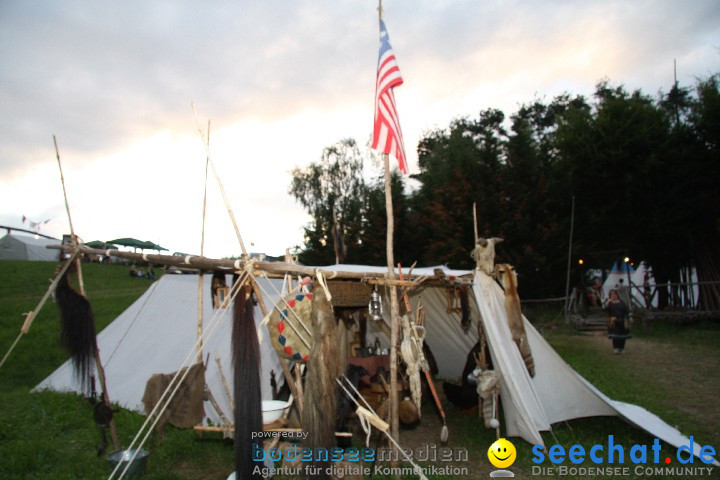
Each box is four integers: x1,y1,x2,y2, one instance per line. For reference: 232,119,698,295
34,264,481,425
0,233,60,261
35,264,717,465
603,261,699,309
35,273,285,426
473,270,717,464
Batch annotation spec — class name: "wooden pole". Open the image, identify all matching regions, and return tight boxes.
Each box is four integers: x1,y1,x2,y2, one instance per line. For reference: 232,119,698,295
382,152,401,450
54,137,120,452
0,251,80,370
563,195,575,322
192,104,249,260
50,244,467,286
53,136,84,293
197,120,210,365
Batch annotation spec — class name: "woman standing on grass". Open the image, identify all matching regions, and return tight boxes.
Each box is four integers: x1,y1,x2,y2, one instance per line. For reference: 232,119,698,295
605,289,632,354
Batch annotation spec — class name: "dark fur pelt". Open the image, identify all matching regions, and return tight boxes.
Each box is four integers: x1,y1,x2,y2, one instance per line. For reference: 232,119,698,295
443,342,491,410
54,270,97,395
336,364,368,436
232,283,262,480
460,286,471,332
423,342,439,377
211,271,227,308
442,382,478,410
302,286,338,480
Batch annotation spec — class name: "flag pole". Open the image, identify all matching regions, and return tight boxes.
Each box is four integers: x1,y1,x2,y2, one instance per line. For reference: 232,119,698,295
378,0,401,452
383,153,401,450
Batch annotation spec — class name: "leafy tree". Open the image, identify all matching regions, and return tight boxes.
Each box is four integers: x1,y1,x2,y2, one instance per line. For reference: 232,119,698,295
289,138,367,265
289,74,720,305
412,110,507,269
360,170,413,267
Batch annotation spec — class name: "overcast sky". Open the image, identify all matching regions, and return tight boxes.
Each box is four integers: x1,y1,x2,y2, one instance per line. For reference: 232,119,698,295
1,0,718,259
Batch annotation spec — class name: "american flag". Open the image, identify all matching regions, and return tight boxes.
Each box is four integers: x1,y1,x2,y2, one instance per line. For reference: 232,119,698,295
372,19,408,174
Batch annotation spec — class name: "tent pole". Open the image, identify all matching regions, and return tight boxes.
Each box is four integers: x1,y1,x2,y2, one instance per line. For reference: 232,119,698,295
563,195,575,323
192,105,249,260
0,250,79,369
54,136,120,452
197,119,211,365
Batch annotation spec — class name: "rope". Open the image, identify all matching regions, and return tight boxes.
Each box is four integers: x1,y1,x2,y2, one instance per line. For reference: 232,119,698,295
335,376,429,480
104,280,159,367
357,406,373,447
315,269,332,302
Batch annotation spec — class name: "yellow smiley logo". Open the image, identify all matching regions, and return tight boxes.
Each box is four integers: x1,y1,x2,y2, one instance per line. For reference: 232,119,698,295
487,438,517,469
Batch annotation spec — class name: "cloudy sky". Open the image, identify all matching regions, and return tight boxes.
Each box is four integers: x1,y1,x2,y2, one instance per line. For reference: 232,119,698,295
1,0,718,259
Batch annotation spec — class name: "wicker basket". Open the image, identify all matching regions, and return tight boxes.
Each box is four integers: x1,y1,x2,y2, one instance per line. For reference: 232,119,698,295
328,281,372,307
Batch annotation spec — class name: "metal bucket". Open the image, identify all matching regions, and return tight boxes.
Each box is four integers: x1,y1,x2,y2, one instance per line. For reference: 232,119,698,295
107,449,149,477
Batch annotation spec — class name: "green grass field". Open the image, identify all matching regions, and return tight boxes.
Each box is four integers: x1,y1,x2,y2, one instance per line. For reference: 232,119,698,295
0,261,718,479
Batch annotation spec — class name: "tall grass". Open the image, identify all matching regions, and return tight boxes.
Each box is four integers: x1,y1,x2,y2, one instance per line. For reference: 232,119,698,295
0,261,235,480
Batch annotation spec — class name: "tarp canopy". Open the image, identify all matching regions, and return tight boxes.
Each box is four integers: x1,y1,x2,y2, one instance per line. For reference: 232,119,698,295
0,233,60,261
107,238,167,251
84,240,116,250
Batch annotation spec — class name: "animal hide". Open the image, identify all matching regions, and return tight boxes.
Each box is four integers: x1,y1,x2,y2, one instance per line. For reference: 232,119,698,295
496,264,535,377
54,269,98,395
442,341,484,410
336,364,368,447
471,237,503,275
459,285,471,332
301,285,338,480
232,283,263,480
210,271,227,308
141,362,205,433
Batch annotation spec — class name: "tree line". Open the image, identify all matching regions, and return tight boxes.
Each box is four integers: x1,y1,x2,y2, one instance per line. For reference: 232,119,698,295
289,74,720,308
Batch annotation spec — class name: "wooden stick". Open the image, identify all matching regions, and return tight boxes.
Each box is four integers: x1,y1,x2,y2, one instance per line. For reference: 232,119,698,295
196,119,210,366
206,387,232,428
48,244,462,284
214,352,234,412
0,251,79,369
192,105,248,259
563,195,575,322
382,151,401,451
54,137,120,452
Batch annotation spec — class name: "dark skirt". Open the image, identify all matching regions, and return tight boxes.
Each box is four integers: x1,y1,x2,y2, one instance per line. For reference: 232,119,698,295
608,316,631,349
